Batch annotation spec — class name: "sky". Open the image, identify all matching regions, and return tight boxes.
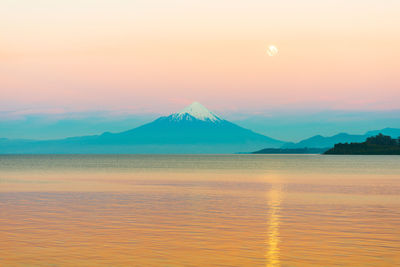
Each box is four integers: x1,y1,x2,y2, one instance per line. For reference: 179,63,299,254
1,0,400,140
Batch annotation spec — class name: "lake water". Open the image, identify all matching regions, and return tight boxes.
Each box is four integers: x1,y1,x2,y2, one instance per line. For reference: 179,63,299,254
1,155,399,266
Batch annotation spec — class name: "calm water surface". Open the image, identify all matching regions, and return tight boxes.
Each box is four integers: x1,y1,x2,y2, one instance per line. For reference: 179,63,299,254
1,155,399,266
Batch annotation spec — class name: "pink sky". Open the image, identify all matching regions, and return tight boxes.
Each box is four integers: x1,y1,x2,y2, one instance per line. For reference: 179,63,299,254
1,0,400,115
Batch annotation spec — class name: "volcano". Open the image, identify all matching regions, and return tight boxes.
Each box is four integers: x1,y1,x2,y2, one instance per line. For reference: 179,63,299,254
0,102,283,154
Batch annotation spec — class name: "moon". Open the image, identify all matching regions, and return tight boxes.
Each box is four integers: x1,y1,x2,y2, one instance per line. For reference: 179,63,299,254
267,45,278,57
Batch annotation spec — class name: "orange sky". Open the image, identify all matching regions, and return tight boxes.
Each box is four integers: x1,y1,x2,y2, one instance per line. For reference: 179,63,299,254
1,0,400,114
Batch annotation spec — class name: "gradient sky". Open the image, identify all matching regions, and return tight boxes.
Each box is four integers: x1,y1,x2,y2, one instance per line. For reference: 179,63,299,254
1,0,400,115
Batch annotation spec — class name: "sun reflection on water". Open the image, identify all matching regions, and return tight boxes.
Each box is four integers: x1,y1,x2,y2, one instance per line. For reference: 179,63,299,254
266,183,283,267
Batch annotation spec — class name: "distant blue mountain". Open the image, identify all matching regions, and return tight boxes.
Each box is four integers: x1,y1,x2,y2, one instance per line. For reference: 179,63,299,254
283,128,400,149
0,102,283,154
365,128,400,138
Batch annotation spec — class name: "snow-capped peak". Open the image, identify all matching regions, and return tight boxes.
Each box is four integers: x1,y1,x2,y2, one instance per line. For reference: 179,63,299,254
171,102,221,122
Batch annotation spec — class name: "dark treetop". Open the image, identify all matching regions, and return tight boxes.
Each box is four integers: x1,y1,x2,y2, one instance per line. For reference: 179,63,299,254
324,134,400,155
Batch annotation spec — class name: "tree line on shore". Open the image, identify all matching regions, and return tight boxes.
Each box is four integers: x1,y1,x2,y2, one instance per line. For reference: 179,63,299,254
324,134,400,155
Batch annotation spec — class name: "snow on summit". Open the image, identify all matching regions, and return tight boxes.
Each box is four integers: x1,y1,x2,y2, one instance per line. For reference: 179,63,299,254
171,102,221,122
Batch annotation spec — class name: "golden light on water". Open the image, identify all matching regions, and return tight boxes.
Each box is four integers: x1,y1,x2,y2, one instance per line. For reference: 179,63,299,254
266,184,283,267
1,156,400,266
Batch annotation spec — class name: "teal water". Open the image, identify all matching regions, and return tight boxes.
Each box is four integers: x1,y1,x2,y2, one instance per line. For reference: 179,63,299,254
1,155,399,266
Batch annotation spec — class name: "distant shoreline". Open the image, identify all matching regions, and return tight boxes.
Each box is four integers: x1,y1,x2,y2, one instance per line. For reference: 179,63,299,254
250,148,329,154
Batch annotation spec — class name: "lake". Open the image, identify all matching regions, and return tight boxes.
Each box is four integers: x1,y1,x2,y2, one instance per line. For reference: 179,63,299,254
1,155,399,266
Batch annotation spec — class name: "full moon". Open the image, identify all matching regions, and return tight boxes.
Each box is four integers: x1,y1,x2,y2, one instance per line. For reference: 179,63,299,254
267,45,278,57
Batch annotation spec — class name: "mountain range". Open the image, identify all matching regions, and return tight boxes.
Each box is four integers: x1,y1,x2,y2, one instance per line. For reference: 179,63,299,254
0,102,399,154
0,102,283,154
283,128,400,149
